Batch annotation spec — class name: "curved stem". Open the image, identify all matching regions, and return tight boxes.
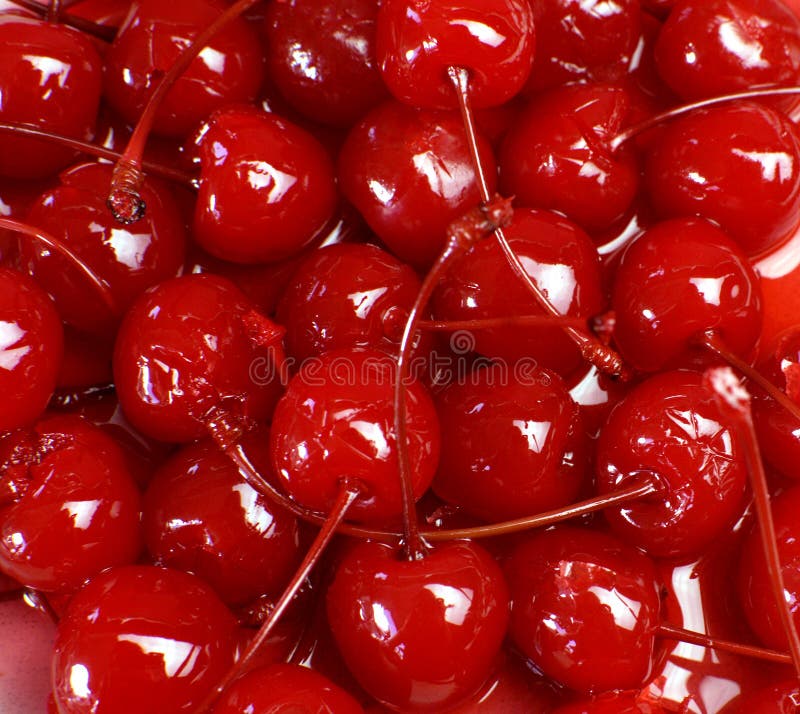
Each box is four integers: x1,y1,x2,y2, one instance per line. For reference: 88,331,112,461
705,367,800,679
195,484,361,713
0,218,117,316
5,0,117,41
108,0,260,223
657,623,792,666
419,315,587,331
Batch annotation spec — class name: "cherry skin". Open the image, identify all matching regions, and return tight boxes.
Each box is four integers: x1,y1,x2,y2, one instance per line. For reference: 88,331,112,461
339,99,497,268
729,680,800,713
52,565,239,714
0,414,142,593
0,15,102,179
644,102,800,256
655,0,800,102
270,348,439,524
20,162,186,335
264,0,388,127
191,106,338,264
212,663,365,714
0,268,63,432
113,273,284,443
433,363,589,521
433,208,605,377
103,0,265,138
326,539,509,711
596,370,748,559
505,526,662,694
611,218,763,373
553,692,667,713
143,431,303,607
276,243,425,364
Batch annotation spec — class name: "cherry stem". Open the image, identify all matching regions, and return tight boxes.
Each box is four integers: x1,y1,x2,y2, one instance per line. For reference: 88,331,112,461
418,315,587,331
0,217,117,316
610,86,800,152
446,66,630,381
0,121,197,188
698,330,800,424
5,0,117,41
705,366,800,680
107,0,260,224
657,623,793,666
47,0,61,23
195,483,361,713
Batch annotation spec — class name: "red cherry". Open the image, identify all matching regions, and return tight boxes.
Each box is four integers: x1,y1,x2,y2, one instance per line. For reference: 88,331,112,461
339,99,497,268
596,370,748,558
499,84,640,234
212,663,365,714
731,680,800,713
655,0,800,102
611,218,763,373
433,364,589,521
270,348,439,524
103,0,265,138
0,414,142,592
433,208,605,377
0,15,102,179
0,267,63,431
143,431,303,607
191,106,338,264
505,526,662,694
113,273,284,443
52,565,239,714
644,102,800,256
326,539,509,711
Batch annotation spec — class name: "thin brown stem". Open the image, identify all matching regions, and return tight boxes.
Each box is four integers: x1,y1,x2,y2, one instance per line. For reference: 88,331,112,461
657,623,792,666
47,0,62,22
5,0,117,40
419,315,588,331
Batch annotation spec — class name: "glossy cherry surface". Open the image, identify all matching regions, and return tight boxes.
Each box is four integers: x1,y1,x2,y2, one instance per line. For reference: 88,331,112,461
644,102,800,256
433,363,588,521
505,527,661,694
270,348,439,524
113,273,284,443
326,540,509,711
144,432,302,607
0,15,102,179
104,0,265,137
52,565,239,714
191,106,338,264
0,414,142,593
433,208,604,376
339,99,497,268
0,268,63,432
611,218,763,373
596,370,748,558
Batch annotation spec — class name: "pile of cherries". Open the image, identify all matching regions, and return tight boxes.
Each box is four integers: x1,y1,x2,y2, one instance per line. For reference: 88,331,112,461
6,0,800,711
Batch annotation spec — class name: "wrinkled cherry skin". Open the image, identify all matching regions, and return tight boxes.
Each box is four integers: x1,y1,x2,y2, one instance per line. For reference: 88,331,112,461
326,540,509,711
113,274,284,443
213,664,365,714
655,0,800,102
20,162,186,335
104,0,265,137
0,268,63,432
264,0,388,127
644,102,800,256
276,243,424,364
0,415,142,593
611,218,763,373
525,0,642,93
191,107,338,264
500,83,639,234
433,364,589,521
376,0,535,110
143,432,302,607
0,16,102,179
433,208,604,377
52,566,239,714
596,370,748,559
339,100,497,268
505,527,661,694
270,348,439,524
